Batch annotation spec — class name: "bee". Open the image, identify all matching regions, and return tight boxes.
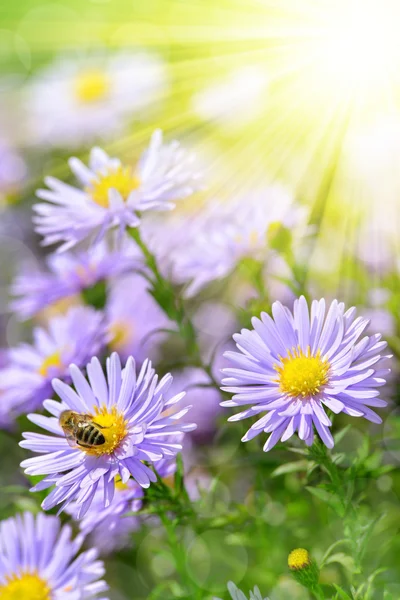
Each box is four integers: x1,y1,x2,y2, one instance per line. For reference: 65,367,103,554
59,410,106,449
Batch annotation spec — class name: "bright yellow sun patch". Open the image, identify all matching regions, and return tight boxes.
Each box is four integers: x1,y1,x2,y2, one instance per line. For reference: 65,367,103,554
74,69,110,104
83,405,128,456
38,351,62,378
275,347,330,398
0,571,51,600
288,548,311,571
88,166,140,208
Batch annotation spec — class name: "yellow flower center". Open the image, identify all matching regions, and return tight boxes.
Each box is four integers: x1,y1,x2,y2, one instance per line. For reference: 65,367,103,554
82,405,128,456
288,548,311,571
74,69,110,104
108,320,134,351
87,166,140,208
0,572,51,600
39,295,81,320
38,351,63,378
115,476,129,492
274,347,330,398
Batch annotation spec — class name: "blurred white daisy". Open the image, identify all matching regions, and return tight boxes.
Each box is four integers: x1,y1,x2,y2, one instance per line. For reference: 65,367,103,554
34,131,201,250
26,51,168,148
192,65,269,130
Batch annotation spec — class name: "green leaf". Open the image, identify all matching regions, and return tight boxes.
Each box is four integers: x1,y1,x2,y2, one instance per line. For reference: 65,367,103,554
305,486,334,503
174,453,185,495
267,221,293,254
287,447,308,456
332,584,353,599
321,539,353,566
305,486,344,515
326,552,358,574
271,460,308,477
333,425,351,444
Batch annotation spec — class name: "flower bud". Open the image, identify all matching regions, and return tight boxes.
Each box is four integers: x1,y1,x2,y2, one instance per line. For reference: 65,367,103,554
288,548,320,590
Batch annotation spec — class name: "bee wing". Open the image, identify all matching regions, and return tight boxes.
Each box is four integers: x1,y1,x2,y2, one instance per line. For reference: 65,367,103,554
61,428,79,449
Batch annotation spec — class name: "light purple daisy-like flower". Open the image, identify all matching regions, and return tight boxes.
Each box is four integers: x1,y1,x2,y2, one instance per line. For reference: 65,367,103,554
34,130,201,251
20,352,196,517
68,445,178,555
70,478,143,555
222,297,390,451
106,273,171,363
0,306,105,422
215,582,270,600
0,512,108,599
171,185,307,297
10,240,139,320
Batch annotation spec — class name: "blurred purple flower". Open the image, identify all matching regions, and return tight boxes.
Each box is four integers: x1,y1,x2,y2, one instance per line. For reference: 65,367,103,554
170,185,306,297
11,240,139,320
20,353,196,517
0,139,27,199
0,306,105,422
364,308,395,338
106,273,171,363
222,296,390,451
68,445,178,555
193,301,238,365
0,512,108,599
34,131,201,251
171,368,223,441
70,478,143,555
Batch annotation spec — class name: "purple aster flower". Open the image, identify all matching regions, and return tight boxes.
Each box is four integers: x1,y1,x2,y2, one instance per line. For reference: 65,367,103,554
34,130,201,251
69,478,143,555
171,185,307,297
10,239,140,320
106,273,171,363
20,352,196,517
0,512,108,599
0,306,105,422
215,582,270,600
221,296,390,451
68,444,179,555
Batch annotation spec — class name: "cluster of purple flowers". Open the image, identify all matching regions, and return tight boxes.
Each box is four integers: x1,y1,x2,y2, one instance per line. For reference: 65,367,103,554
0,129,391,598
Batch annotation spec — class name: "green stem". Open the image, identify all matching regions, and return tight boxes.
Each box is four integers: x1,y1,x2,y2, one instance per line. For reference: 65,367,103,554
312,584,325,600
159,512,201,599
127,226,220,389
308,443,365,578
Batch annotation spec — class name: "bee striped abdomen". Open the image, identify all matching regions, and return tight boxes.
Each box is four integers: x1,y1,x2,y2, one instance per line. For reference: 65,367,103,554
79,425,105,446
